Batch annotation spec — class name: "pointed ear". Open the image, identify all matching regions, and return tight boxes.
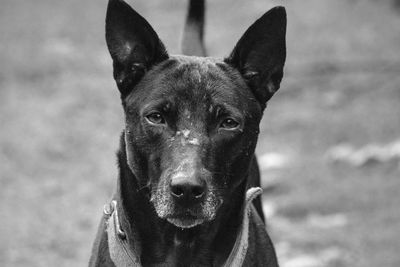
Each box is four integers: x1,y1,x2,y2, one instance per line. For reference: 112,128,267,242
225,7,286,108
106,0,168,97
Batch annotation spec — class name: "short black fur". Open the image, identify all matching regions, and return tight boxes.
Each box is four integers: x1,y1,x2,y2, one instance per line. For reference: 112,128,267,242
90,0,286,266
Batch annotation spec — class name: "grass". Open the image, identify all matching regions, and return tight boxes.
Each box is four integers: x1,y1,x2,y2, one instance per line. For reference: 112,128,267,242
0,0,399,266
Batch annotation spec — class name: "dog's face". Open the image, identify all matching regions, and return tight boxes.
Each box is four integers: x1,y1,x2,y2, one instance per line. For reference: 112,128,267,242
106,0,286,229
123,56,263,228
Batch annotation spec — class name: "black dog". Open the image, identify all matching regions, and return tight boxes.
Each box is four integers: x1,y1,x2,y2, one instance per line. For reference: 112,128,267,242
89,0,286,266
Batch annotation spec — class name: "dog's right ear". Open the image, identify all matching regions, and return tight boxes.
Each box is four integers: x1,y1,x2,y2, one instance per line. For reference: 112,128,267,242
106,0,168,97
225,7,286,109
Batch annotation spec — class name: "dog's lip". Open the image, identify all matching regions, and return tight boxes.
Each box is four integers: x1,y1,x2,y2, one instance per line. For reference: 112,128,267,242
166,214,205,229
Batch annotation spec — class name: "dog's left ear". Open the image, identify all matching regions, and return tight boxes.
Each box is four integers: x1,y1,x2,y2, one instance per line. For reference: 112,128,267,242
106,0,168,97
226,7,286,108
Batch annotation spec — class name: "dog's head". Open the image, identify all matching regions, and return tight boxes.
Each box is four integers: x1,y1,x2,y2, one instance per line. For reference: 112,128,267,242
106,0,286,229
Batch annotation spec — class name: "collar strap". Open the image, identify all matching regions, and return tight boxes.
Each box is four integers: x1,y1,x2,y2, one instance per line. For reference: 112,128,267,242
223,187,262,266
104,187,263,267
104,200,141,266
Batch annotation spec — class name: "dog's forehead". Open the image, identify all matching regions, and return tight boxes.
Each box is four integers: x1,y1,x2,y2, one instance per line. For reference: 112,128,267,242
167,55,230,102
162,55,232,94
128,55,255,113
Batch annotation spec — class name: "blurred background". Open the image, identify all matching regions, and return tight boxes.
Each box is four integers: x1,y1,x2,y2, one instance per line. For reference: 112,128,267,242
1,0,400,266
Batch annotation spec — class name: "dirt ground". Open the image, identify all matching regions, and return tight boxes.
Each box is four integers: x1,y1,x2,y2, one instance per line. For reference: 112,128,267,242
1,0,399,266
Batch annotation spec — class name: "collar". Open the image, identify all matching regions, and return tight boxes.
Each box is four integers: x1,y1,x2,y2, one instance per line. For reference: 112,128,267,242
103,187,263,267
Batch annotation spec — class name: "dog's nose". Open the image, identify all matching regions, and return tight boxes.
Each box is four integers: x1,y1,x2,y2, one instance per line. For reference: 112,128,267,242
170,177,205,204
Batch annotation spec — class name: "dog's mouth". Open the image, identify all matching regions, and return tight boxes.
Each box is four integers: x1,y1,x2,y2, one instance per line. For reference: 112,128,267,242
166,214,205,229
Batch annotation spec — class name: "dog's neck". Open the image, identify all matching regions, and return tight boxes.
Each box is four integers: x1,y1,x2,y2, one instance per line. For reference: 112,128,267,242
115,135,247,266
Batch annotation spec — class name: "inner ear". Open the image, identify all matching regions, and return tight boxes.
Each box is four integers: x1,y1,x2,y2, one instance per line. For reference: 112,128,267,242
106,0,168,97
225,6,286,108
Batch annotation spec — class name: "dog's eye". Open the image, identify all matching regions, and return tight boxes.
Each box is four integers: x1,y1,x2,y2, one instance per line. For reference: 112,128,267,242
220,118,239,130
146,112,165,125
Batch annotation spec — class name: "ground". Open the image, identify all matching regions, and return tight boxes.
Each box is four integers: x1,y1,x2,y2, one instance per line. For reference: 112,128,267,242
0,0,399,266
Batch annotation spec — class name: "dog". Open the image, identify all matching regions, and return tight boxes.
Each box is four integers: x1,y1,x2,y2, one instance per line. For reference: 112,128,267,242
89,0,286,266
